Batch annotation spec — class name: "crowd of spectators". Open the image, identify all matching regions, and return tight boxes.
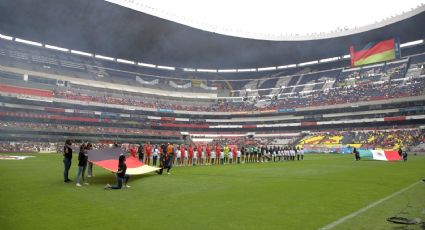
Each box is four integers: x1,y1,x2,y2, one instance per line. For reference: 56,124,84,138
1,128,423,153
0,142,56,153
0,141,123,153
275,78,425,109
0,121,180,137
300,128,425,149
54,90,212,112
366,129,425,149
209,136,298,148
53,69,425,112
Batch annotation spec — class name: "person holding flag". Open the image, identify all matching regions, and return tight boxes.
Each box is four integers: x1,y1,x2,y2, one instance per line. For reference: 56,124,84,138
105,154,130,189
87,143,94,177
76,143,89,187
157,143,173,175
353,147,360,161
63,139,73,183
152,145,159,166
167,143,174,172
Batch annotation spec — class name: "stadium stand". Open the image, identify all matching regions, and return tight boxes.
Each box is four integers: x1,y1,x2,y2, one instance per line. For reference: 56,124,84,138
298,128,425,152
1,36,425,151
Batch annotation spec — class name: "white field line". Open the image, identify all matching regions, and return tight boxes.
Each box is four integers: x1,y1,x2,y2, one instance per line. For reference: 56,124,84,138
319,180,422,230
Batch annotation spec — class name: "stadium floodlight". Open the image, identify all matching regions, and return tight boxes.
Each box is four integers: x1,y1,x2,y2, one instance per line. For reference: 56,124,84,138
257,66,276,71
137,62,156,68
0,34,13,40
95,54,114,61
400,39,424,48
299,60,318,66
218,69,237,73
45,44,69,52
157,65,175,71
197,68,217,72
70,50,93,57
15,38,42,47
183,68,196,72
277,64,296,69
319,57,339,63
237,68,256,72
117,58,135,65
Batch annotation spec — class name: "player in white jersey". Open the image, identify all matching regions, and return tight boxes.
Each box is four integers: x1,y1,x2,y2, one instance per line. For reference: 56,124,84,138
283,148,289,161
211,150,216,165
201,149,206,165
299,147,304,160
175,149,181,166
296,146,301,160
290,149,295,160
193,149,198,166
278,147,283,161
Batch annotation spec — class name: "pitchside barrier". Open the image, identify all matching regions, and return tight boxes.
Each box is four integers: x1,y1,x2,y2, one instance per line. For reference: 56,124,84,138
302,144,354,154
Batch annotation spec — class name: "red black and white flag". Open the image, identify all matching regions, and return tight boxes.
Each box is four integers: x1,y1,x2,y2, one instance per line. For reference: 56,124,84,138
88,147,160,175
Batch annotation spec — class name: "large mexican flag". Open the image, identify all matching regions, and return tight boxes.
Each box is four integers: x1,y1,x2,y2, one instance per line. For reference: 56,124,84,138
358,150,401,161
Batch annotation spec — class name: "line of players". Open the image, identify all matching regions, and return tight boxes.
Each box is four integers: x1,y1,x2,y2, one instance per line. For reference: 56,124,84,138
134,143,304,166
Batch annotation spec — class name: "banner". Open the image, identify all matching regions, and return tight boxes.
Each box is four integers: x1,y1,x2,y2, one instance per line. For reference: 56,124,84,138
350,38,400,67
200,82,217,90
135,76,159,85
169,80,191,89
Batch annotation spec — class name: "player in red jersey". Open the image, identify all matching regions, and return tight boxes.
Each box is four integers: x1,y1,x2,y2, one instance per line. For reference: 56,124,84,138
129,145,137,158
232,145,238,164
188,144,194,166
180,144,186,166
215,143,221,165
144,142,152,165
206,144,211,165
197,144,203,165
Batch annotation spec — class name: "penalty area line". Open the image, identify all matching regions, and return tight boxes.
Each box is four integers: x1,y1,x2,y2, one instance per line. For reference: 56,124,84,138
318,180,422,230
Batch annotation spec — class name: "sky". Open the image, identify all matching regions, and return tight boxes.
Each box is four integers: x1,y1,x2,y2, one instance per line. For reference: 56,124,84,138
106,0,425,40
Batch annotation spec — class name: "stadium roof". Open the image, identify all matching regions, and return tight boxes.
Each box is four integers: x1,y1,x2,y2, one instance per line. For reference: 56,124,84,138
106,0,425,41
0,0,424,69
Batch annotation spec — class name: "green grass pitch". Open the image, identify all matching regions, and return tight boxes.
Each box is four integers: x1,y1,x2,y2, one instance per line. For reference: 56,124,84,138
0,153,424,230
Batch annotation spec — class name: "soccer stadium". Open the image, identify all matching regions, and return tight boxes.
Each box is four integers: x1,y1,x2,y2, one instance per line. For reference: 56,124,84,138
0,0,425,229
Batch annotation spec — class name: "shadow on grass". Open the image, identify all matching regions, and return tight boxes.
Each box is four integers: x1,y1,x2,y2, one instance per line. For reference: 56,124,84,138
56,172,159,187
85,172,158,185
